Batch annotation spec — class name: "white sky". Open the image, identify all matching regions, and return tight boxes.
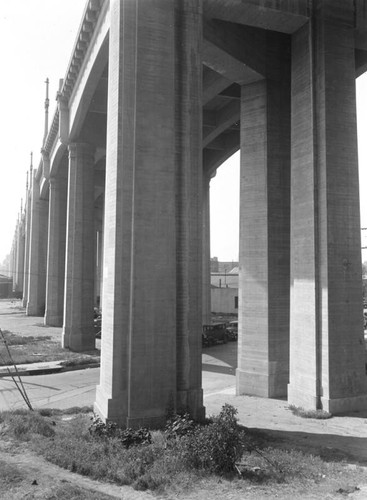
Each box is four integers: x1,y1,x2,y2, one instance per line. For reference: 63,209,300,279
0,1,367,265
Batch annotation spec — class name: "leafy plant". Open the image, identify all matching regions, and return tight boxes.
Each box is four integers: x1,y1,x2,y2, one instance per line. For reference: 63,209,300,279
179,404,246,473
120,427,152,448
89,413,118,438
89,413,152,447
165,412,197,438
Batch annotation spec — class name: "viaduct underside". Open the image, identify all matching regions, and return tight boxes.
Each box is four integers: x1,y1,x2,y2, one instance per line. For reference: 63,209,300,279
10,0,367,426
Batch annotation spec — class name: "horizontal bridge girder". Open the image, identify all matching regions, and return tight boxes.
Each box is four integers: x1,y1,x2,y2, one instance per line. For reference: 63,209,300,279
203,0,309,34
203,38,263,85
202,66,232,104
203,100,240,147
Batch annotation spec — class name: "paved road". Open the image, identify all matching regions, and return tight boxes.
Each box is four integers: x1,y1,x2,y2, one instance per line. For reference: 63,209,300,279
0,341,237,411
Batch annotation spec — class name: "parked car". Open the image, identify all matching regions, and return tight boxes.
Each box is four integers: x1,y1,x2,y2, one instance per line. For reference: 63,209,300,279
226,320,238,341
94,308,102,338
202,323,228,346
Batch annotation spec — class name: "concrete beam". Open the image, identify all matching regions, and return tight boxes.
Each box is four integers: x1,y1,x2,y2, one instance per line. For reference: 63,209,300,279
203,38,262,85
203,129,240,176
202,66,232,104
203,0,309,34
203,99,240,147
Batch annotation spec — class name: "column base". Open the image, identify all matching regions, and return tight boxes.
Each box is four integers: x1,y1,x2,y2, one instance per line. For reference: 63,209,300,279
177,388,205,421
236,367,288,398
95,385,173,429
26,301,44,317
44,313,63,327
321,394,367,415
22,297,27,308
288,383,367,414
94,385,128,426
62,326,95,352
287,383,319,410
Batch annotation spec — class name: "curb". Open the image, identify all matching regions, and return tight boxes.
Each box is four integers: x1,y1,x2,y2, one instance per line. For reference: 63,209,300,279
0,361,100,378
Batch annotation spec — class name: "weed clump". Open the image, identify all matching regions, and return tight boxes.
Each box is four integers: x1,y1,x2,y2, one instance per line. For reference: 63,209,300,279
289,405,332,419
167,404,246,474
89,414,152,447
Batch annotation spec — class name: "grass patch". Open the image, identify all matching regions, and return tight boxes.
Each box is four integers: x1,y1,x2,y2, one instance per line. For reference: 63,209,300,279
0,330,100,366
38,406,93,417
289,405,332,419
0,404,359,498
60,358,99,368
1,332,51,346
0,409,56,440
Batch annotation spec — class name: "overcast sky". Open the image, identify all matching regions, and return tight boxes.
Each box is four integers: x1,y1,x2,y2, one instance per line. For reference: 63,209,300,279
1,1,367,266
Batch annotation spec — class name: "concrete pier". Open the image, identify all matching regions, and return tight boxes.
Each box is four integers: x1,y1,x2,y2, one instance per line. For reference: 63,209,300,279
62,143,95,351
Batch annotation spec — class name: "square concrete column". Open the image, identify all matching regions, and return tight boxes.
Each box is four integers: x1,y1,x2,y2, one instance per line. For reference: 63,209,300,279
44,166,68,326
202,173,211,326
288,3,367,413
236,33,291,398
94,203,104,308
15,219,25,294
27,175,49,316
22,190,32,307
62,143,95,351
175,0,204,419
95,0,204,427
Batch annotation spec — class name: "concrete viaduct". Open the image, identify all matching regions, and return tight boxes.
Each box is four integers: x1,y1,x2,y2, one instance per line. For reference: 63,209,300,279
9,0,367,426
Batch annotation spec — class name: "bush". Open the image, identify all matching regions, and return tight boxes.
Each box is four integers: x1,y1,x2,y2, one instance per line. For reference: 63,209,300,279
178,404,246,474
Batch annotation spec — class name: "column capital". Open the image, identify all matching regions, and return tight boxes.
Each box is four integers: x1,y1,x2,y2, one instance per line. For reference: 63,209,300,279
68,142,95,159
58,93,70,145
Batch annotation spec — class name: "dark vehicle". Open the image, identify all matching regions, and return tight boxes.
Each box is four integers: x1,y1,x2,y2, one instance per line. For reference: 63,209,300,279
94,308,102,338
226,320,238,341
202,323,228,346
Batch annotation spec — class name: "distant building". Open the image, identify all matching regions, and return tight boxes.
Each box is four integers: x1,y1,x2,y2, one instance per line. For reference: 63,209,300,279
210,261,238,314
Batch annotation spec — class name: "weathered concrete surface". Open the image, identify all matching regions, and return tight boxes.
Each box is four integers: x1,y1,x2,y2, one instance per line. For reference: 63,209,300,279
288,2,367,413
26,173,48,317
62,143,95,352
45,164,68,327
237,32,291,399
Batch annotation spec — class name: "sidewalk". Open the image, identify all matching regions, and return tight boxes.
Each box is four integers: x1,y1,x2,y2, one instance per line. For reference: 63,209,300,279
0,358,100,378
